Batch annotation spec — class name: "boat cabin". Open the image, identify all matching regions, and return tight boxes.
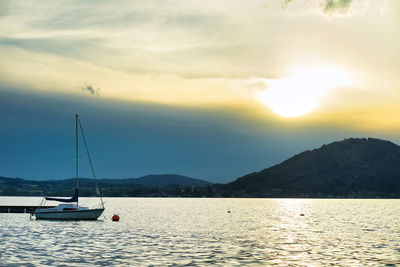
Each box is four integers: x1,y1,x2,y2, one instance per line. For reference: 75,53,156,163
37,204,89,213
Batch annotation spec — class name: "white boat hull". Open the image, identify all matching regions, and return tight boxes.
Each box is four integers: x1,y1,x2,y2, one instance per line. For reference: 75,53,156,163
34,208,104,220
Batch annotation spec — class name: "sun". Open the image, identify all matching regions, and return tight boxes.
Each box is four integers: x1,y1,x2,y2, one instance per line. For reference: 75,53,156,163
259,65,351,117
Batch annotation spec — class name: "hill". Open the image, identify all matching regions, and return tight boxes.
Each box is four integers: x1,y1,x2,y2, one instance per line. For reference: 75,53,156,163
223,138,400,197
0,174,212,197
2,138,400,198
100,174,211,187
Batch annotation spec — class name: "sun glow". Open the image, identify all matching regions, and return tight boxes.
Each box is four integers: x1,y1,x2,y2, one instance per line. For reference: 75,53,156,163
259,66,352,117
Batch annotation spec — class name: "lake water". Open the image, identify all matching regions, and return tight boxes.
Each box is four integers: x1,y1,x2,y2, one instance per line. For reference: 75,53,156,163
0,197,399,266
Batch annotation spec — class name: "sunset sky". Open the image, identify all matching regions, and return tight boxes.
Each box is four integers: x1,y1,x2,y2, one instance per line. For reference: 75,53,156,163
1,0,399,182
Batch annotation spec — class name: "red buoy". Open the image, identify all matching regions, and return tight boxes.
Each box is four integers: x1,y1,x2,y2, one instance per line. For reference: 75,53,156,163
112,214,120,221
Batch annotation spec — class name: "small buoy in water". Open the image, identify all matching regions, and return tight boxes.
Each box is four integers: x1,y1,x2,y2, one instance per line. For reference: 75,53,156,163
300,213,305,216
112,214,120,221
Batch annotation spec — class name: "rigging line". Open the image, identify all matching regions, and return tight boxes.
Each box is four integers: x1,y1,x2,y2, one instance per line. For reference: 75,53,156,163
78,119,105,209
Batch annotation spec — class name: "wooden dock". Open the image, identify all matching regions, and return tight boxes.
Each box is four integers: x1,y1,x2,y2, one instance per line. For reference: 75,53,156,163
0,206,56,213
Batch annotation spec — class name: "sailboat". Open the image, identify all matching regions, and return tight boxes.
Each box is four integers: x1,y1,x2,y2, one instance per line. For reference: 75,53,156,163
33,115,105,220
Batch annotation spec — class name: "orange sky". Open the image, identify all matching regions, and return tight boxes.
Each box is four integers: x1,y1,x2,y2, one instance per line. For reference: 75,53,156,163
1,1,399,130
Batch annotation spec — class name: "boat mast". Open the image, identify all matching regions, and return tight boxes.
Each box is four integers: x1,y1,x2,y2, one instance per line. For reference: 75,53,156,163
75,114,79,206
78,119,105,210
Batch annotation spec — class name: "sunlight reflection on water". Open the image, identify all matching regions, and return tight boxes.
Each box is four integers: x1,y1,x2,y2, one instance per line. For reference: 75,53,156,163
0,197,399,266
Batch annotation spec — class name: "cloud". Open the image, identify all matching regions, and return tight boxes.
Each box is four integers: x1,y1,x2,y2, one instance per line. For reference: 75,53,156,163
0,0,268,79
322,0,353,14
1,0,399,123
280,0,356,15
281,0,293,9
82,84,100,96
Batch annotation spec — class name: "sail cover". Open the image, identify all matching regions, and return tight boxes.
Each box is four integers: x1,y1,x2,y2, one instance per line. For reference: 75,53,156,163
46,188,79,203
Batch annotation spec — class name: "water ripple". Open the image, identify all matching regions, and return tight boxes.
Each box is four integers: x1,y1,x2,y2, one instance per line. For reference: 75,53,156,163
0,198,399,266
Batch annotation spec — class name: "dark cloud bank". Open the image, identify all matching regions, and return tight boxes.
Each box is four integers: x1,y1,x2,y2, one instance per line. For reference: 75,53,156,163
0,85,383,183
